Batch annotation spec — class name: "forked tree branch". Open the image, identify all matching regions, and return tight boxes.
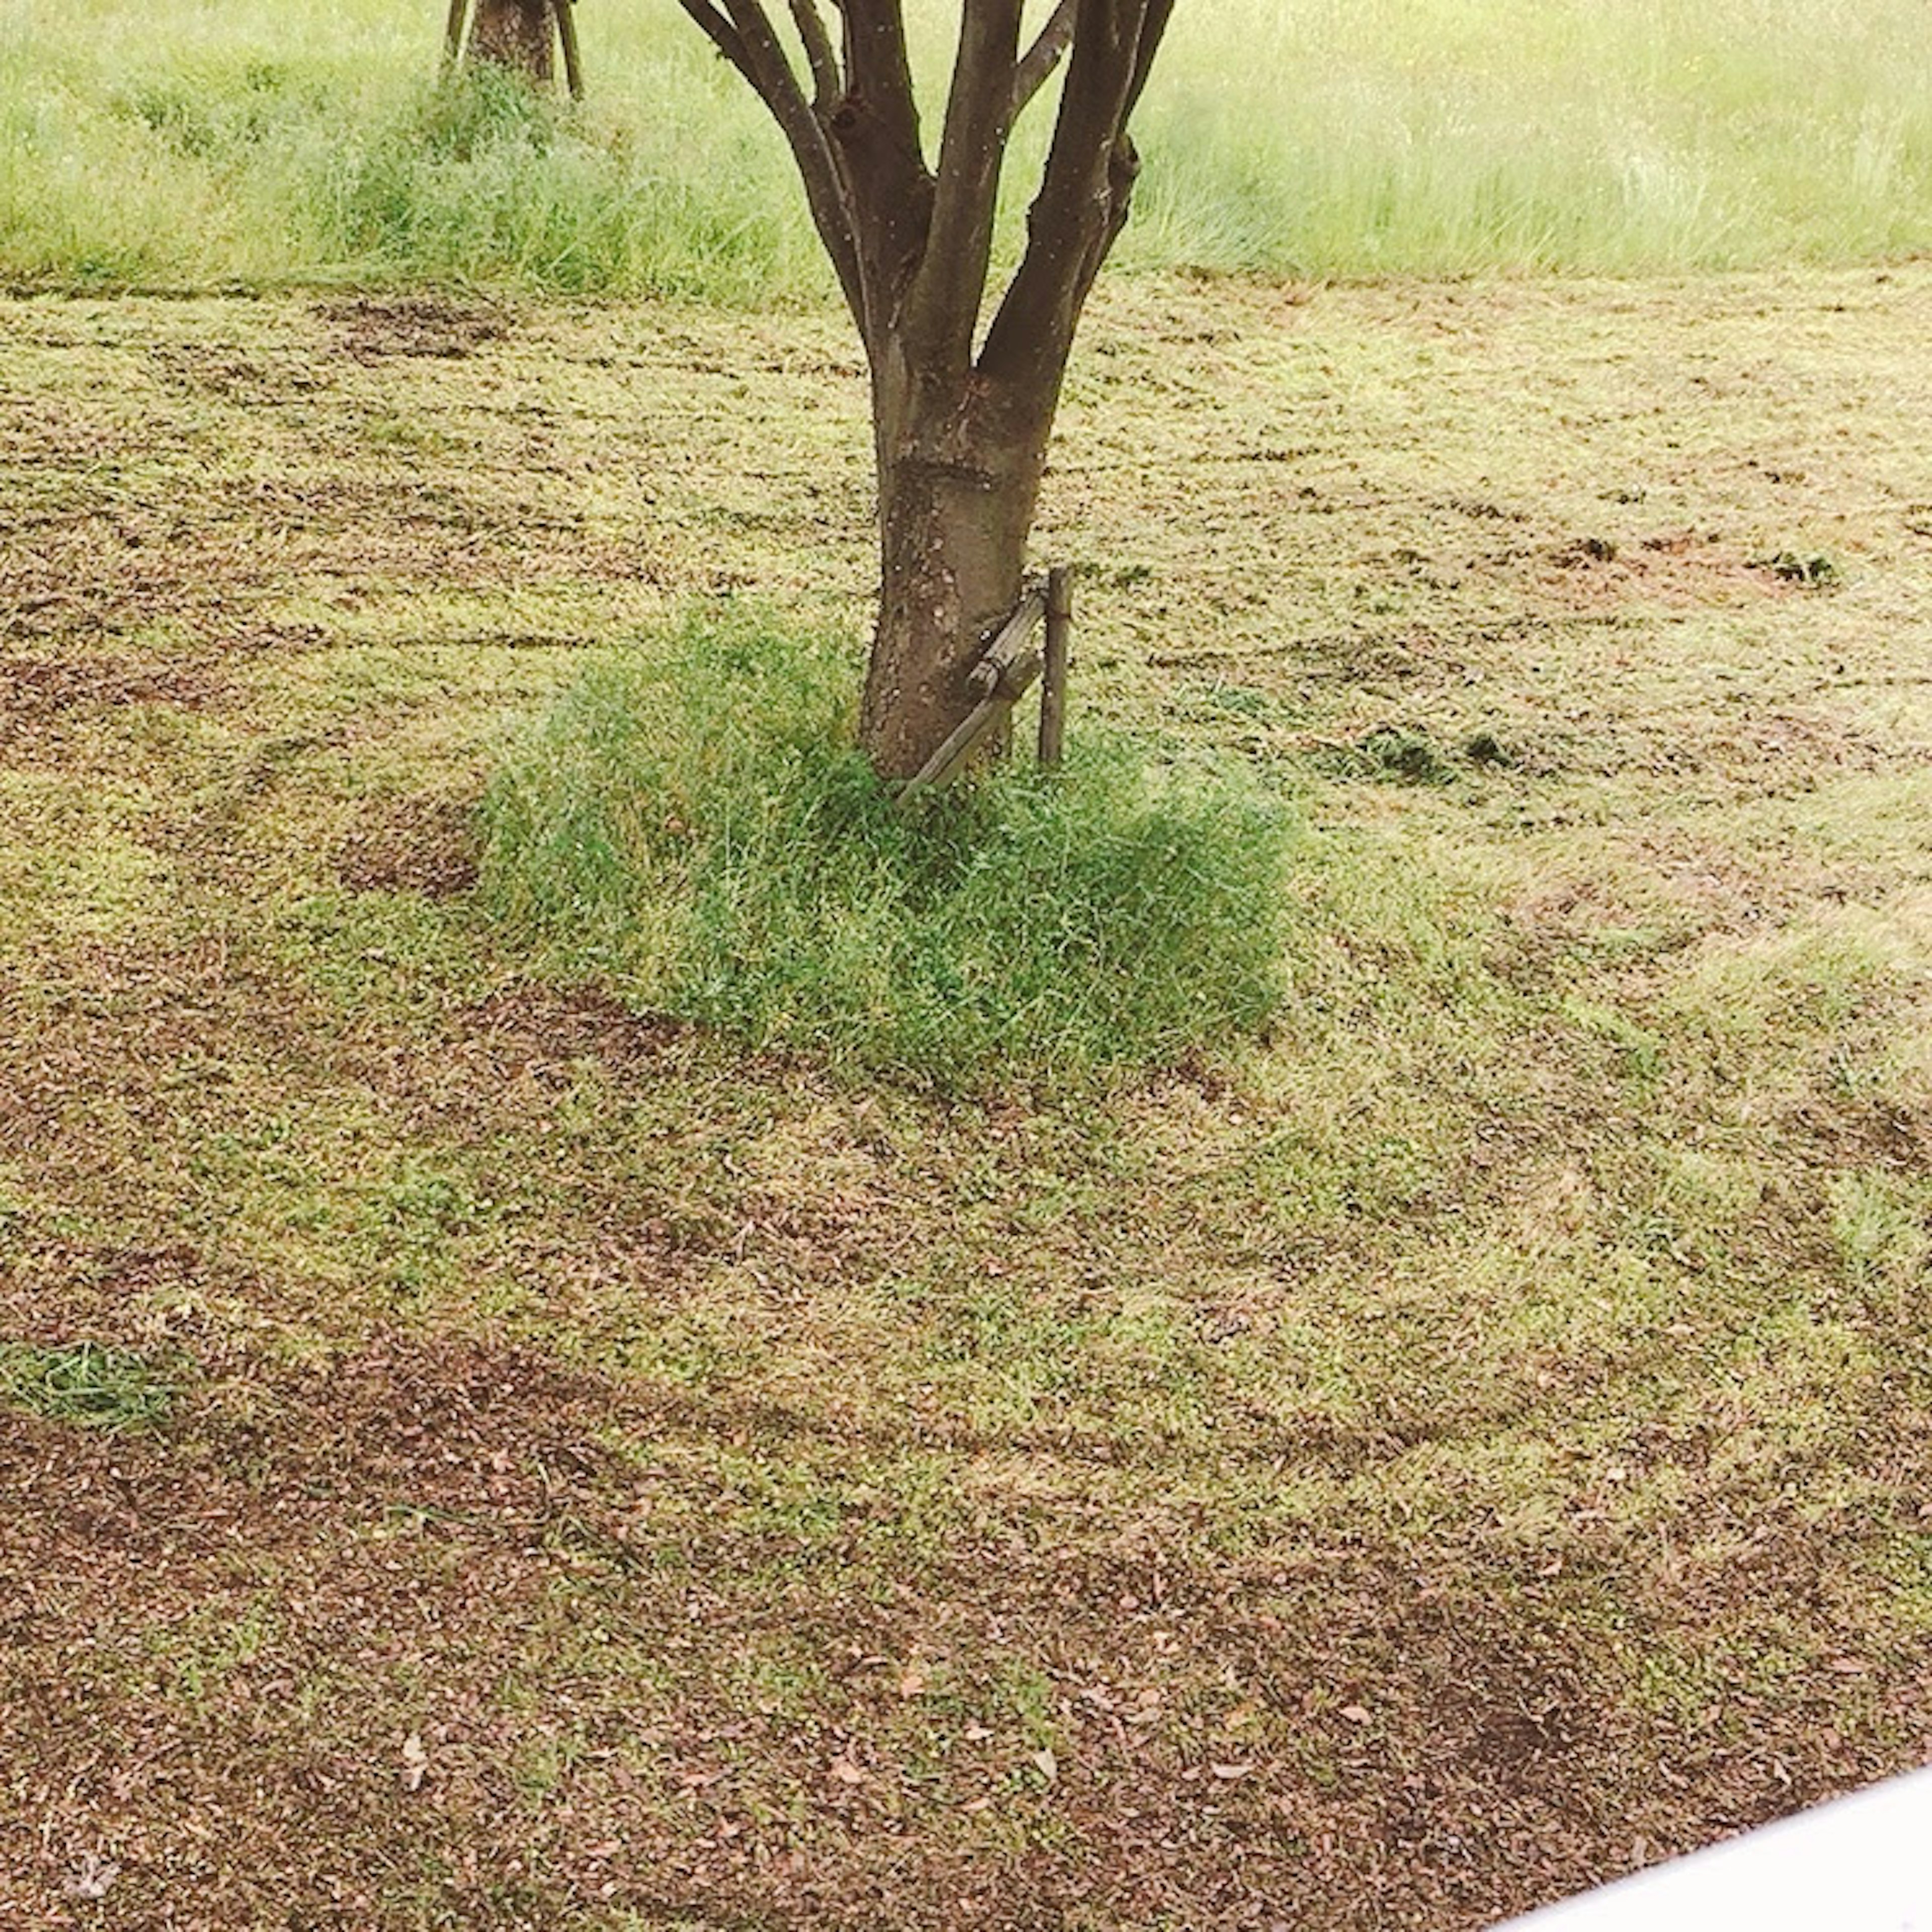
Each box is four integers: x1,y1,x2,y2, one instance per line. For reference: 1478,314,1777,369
830,0,924,166
683,0,864,316
684,0,1166,395
786,0,841,110
813,0,934,343
977,0,1170,401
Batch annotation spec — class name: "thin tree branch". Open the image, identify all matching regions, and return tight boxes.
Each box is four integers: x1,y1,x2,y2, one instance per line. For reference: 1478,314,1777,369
711,0,866,320
905,0,1025,370
673,0,749,70
819,0,936,344
1012,0,1077,115
1121,0,1173,121
787,0,841,111
976,0,1160,398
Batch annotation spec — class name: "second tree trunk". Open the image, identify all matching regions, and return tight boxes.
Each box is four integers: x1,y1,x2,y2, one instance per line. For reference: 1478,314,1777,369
469,0,554,84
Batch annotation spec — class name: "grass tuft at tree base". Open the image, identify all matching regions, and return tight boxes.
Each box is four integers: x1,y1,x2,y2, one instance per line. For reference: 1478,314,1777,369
479,609,1294,1090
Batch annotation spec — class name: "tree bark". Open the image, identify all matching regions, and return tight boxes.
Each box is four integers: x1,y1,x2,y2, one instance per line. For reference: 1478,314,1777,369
469,0,555,84
862,372,1049,778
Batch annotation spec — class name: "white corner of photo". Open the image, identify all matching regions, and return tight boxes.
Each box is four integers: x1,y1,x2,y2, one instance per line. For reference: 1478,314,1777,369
1496,1768,1932,1932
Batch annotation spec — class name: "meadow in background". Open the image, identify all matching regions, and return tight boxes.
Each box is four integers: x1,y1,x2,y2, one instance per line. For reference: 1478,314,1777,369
2,0,1928,297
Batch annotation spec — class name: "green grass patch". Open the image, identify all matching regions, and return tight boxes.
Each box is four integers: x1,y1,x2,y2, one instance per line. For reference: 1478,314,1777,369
479,610,1292,1089
5,0,1931,296
0,1340,177,1433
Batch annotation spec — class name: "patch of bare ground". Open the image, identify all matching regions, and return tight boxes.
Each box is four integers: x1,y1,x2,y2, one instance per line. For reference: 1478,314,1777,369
0,395,130,470
454,983,691,1072
335,796,481,899
1485,830,1904,990
3,510,277,644
148,341,336,405
0,654,228,737
1537,528,1811,609
1795,1092,1932,1175
3,1330,1924,1931
318,294,514,362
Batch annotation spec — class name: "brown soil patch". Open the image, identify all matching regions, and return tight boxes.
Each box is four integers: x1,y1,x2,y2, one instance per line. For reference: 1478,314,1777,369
319,294,513,362
0,396,129,469
457,983,689,1071
1537,529,1806,610
4,1331,1920,1932
1,656,225,718
335,796,482,900
148,341,334,404
2,510,266,640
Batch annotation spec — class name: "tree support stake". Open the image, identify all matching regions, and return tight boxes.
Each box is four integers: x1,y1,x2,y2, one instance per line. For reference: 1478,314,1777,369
554,0,584,100
896,569,1074,807
1038,565,1072,768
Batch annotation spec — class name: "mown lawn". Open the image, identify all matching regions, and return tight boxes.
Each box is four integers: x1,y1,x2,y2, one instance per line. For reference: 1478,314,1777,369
2,265,1929,1928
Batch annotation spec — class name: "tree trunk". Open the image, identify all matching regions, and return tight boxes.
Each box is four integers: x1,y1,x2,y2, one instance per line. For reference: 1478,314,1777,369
469,0,554,84
858,358,1051,780
666,0,1176,784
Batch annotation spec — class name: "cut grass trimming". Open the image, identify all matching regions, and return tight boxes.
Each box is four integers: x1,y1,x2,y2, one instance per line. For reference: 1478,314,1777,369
4,0,1930,296
3,270,1931,1927
479,608,1293,1090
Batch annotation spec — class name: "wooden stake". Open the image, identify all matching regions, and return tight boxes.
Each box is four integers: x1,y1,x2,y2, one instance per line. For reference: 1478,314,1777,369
1038,565,1072,767
443,0,471,69
554,0,584,99
897,650,1042,806
967,582,1047,698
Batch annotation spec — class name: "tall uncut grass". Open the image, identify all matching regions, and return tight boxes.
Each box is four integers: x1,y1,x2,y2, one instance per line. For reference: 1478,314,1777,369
3,0,1928,295
479,609,1293,1089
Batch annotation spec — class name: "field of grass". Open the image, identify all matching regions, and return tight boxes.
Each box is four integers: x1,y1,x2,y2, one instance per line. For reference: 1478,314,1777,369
4,263,1930,1925
3,0,1930,296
